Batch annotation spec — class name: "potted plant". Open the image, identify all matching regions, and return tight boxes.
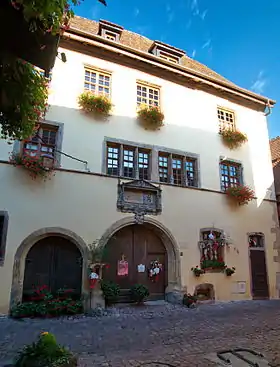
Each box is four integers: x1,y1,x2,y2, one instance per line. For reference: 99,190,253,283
78,91,113,117
13,332,77,366
182,293,197,308
129,284,149,304
224,266,236,276
225,185,255,205
137,105,164,130
191,266,205,277
201,259,226,271
9,153,56,181
100,280,120,306
220,128,247,150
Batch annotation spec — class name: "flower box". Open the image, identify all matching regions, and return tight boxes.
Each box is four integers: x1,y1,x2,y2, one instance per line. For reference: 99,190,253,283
10,153,55,181
220,128,247,150
78,92,112,116
225,185,254,206
0,0,59,72
137,105,164,130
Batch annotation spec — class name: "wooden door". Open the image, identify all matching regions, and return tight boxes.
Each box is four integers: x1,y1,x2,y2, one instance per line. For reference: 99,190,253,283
103,225,167,302
23,236,83,301
250,249,269,299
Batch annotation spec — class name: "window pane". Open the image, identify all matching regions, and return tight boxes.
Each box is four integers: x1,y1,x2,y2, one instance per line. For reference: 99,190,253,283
172,157,183,185
159,154,168,183
107,145,119,175
138,150,150,180
186,160,196,187
220,162,241,191
123,148,135,178
217,108,235,131
137,84,160,107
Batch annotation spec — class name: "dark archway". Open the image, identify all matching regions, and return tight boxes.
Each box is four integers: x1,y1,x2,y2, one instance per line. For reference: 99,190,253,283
102,224,167,301
22,236,83,301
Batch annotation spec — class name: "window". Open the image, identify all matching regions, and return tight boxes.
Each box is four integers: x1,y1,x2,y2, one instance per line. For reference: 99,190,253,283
23,124,58,160
217,107,235,132
0,212,8,266
220,161,242,191
249,233,264,248
106,142,151,180
137,83,160,107
199,229,225,270
104,30,117,41
158,152,198,187
159,51,179,64
84,68,111,97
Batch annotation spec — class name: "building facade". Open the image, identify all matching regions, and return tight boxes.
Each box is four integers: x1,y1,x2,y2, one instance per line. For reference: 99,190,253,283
0,17,279,313
270,137,280,224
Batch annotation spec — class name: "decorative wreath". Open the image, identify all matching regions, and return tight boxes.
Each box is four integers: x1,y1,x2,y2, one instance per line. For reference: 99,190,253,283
148,260,163,282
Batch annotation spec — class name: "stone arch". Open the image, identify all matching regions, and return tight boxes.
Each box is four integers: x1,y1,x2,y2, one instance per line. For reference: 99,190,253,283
10,227,90,309
99,216,181,293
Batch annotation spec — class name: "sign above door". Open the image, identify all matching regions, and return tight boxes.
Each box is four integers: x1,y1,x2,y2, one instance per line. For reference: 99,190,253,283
117,179,162,224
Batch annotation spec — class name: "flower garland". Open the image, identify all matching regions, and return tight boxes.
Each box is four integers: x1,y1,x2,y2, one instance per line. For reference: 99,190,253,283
220,128,247,150
225,185,254,205
148,260,162,282
137,105,164,130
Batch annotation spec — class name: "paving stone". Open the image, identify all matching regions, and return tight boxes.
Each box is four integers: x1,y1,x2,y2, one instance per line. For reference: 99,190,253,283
1,301,280,366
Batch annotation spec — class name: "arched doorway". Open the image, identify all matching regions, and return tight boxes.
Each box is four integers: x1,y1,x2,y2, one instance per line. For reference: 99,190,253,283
22,236,83,301
102,224,167,301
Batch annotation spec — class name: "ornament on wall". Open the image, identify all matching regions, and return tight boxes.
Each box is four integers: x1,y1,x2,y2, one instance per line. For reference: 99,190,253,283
148,260,163,282
117,254,129,276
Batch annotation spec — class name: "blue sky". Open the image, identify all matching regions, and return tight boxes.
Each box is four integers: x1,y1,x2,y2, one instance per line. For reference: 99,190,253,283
75,0,279,138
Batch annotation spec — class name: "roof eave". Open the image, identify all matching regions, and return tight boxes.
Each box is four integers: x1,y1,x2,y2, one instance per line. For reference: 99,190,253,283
66,26,276,107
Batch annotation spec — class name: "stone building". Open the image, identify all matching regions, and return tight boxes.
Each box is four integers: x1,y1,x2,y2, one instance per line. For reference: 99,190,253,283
0,17,278,313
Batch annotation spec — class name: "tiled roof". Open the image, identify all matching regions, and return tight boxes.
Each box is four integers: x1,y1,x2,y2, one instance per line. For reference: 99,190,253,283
68,16,275,106
270,137,280,163
69,16,237,87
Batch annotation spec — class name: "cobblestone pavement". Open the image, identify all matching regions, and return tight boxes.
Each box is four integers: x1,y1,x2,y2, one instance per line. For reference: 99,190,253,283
1,300,280,366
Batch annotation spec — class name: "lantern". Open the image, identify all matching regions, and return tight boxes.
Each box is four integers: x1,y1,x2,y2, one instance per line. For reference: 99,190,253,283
41,153,55,170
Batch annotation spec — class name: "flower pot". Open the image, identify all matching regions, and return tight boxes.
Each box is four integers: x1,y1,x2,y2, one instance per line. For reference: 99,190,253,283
0,0,59,72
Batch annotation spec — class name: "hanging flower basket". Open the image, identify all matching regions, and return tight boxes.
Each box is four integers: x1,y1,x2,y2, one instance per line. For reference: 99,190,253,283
224,266,236,276
9,153,56,181
220,128,248,150
225,185,254,206
78,92,113,117
137,105,164,130
191,266,205,277
1,58,49,141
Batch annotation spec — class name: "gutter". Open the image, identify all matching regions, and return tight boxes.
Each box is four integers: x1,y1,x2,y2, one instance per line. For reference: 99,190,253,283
64,27,276,108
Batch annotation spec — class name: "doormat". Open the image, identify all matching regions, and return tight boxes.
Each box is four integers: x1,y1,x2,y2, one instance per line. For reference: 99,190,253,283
206,348,271,366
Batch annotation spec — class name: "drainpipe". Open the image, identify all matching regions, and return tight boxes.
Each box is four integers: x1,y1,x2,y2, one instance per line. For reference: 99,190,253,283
264,100,272,117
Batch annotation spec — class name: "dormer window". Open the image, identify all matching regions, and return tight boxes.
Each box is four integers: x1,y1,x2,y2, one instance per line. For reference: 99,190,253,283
149,41,185,65
98,19,123,42
159,51,179,64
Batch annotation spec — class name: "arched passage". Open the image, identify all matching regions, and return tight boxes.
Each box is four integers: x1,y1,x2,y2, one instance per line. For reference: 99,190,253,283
22,236,83,301
10,227,89,308
100,217,181,300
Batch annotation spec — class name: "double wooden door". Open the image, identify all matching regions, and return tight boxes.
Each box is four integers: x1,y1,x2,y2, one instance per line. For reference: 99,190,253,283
23,236,83,301
250,249,269,299
103,225,167,301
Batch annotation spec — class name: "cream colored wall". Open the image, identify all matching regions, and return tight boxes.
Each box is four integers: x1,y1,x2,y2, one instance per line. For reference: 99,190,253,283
0,166,278,312
0,46,278,313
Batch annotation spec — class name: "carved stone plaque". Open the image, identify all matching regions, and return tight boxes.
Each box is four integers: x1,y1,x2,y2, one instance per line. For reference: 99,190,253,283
117,179,162,219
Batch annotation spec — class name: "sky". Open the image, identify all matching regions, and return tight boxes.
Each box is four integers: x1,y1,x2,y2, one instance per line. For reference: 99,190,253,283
74,0,280,138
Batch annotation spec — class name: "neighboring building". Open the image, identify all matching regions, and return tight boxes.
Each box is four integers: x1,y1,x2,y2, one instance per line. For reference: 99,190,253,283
270,137,280,223
0,17,278,313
